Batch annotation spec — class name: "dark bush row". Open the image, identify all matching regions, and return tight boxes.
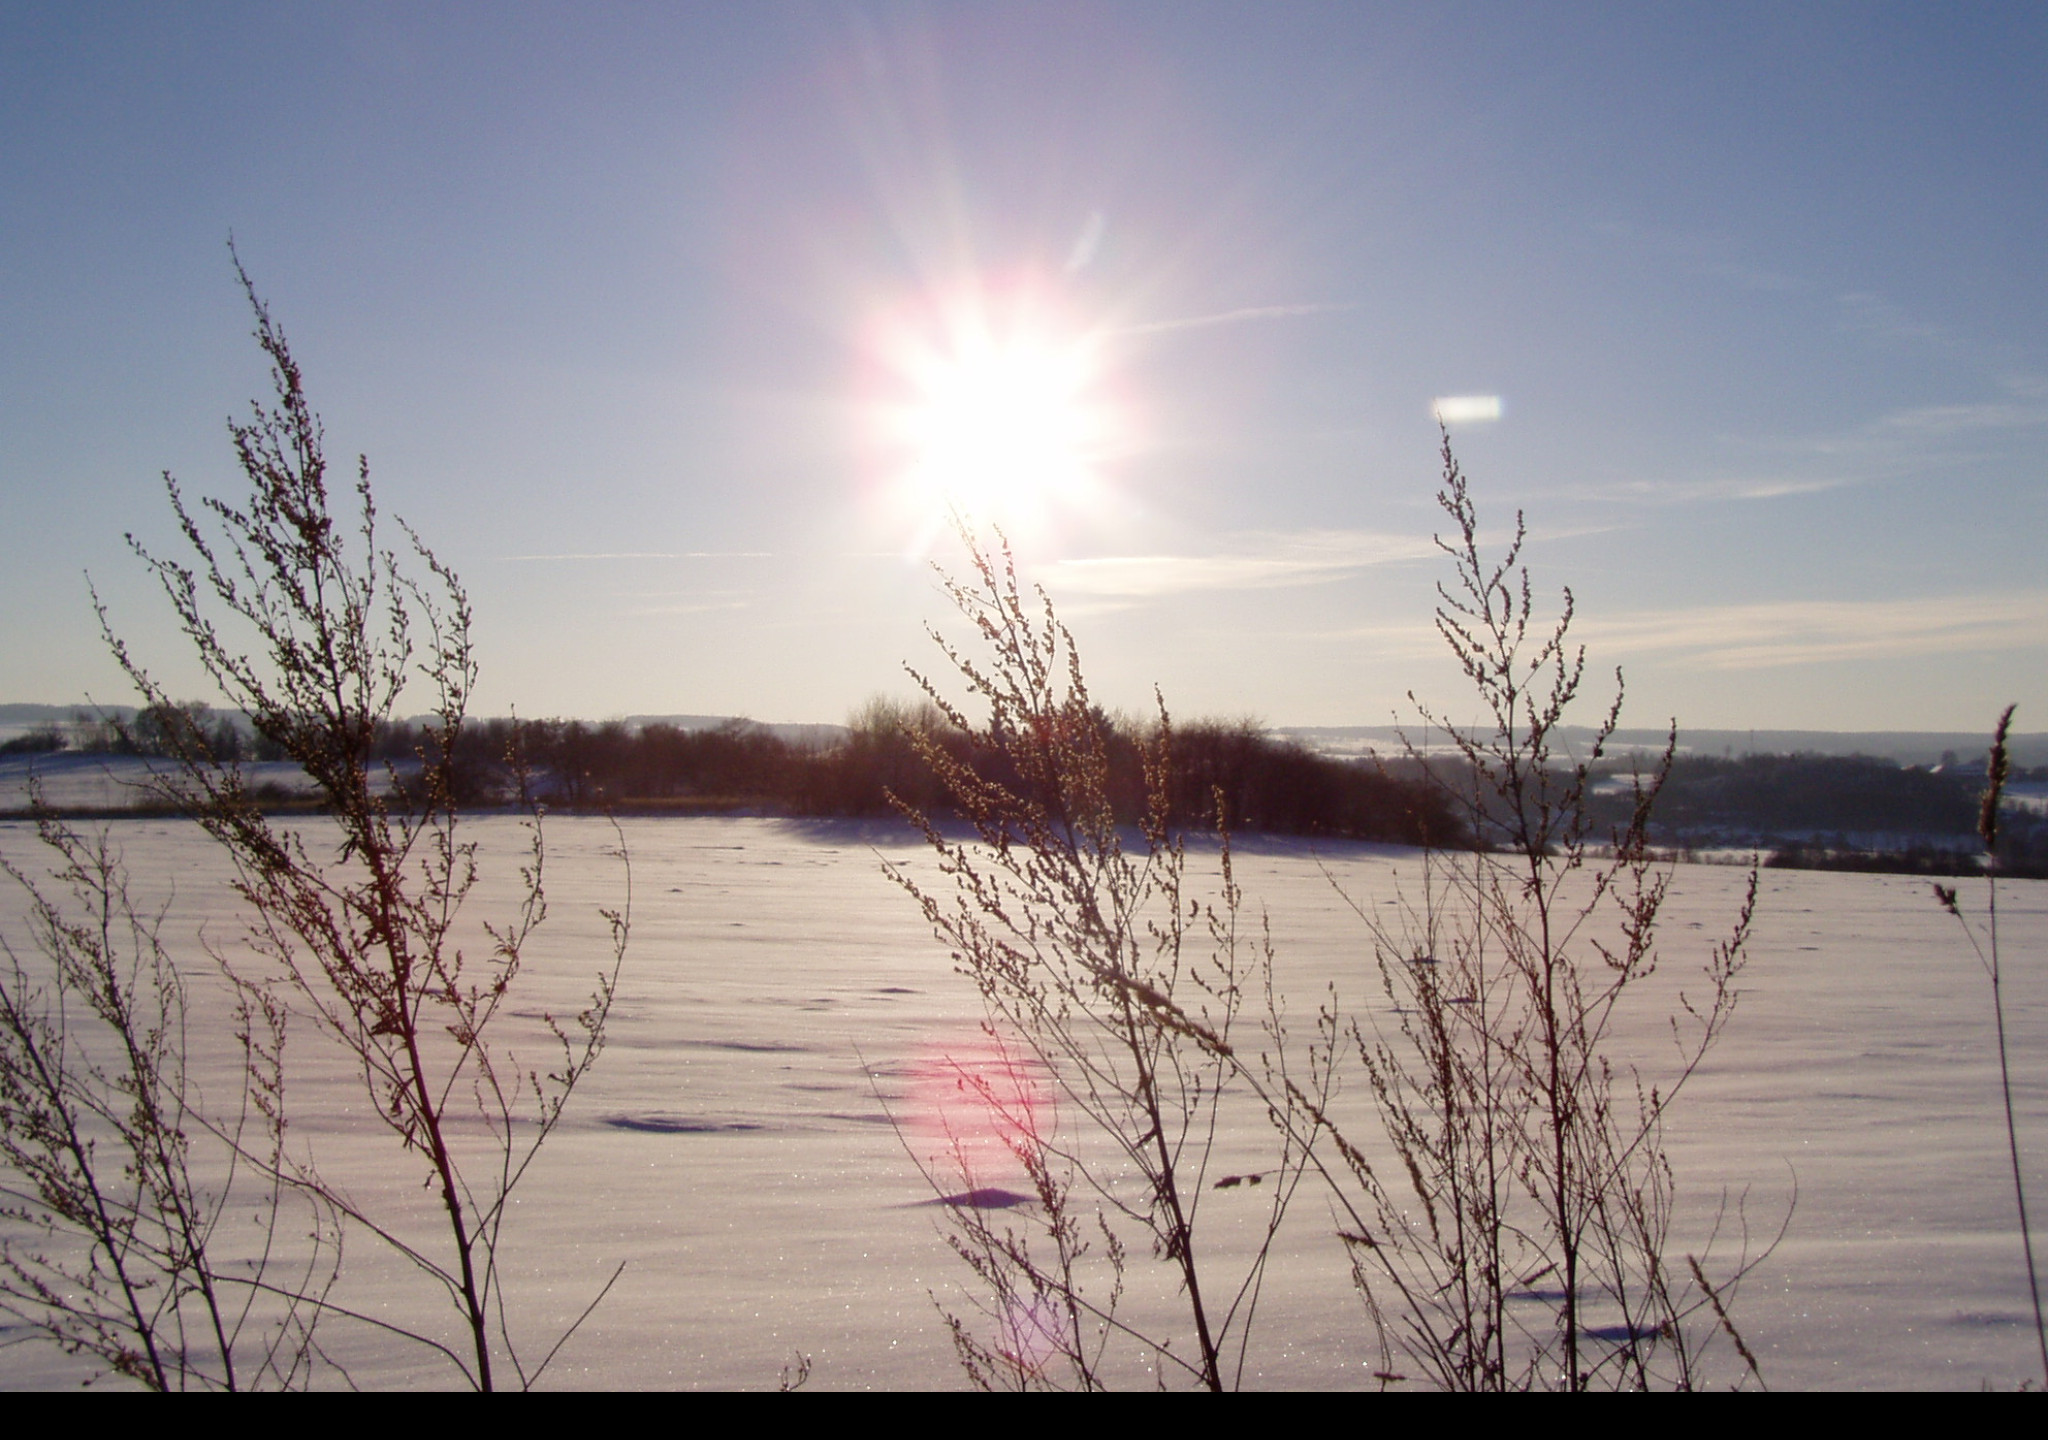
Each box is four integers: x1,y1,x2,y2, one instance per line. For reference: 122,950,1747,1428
1589,751,1984,839
1764,833,2048,880
35,706,2031,866
404,703,1464,846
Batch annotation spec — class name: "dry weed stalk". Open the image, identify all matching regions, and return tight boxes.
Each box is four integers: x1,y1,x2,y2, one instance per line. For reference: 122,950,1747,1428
1318,434,1766,1390
1932,704,2047,1385
885,528,1320,1391
0,795,339,1388
89,256,628,1389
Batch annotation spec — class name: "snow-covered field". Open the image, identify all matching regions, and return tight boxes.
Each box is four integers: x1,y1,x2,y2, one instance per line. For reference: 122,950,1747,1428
1,814,2042,1390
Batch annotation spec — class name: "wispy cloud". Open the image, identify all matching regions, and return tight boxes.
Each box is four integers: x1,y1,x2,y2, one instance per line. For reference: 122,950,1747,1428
1870,385,2048,438
1574,590,2048,669
1836,291,1951,349
1591,219,1806,294
1567,474,1852,505
1114,303,1353,339
1743,373,2048,471
1064,210,1107,273
1037,529,1438,601
1566,371,2048,506
1694,258,1803,293
501,551,772,562
621,600,750,617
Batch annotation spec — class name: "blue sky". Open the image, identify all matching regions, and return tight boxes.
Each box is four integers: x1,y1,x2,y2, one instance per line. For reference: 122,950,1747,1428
3,2,2043,733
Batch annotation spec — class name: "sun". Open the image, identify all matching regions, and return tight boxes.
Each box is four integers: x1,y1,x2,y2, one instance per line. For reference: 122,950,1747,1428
909,336,1094,512
869,282,1119,543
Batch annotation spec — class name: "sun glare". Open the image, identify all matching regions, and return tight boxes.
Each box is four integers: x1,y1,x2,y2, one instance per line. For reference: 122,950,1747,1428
911,337,1093,508
868,282,1120,547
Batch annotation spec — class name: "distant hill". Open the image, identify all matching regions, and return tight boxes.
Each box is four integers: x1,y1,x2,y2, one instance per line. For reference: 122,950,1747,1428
0,704,847,750
1276,724,2048,770
0,703,137,724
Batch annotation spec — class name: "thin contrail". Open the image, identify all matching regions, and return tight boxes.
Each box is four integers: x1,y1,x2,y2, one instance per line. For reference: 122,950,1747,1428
1115,302,1353,338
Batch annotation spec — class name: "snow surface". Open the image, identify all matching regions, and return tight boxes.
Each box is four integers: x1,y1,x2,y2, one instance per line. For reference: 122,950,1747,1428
0,815,2042,1390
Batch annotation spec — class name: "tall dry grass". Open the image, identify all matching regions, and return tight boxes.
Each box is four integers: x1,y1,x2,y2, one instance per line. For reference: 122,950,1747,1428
894,436,1772,1390
1305,434,1769,1389
884,528,1321,1390
0,799,337,1388
2,256,629,1389
1933,704,2047,1386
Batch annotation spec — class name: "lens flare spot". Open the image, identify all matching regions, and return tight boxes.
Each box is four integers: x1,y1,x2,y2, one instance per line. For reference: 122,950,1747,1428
1432,394,1503,423
996,1296,1066,1380
902,1033,1052,1190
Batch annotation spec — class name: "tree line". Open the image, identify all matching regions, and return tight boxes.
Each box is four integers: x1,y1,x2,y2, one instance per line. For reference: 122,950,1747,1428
20,703,2045,871
3,697,1461,847
453,699,1463,846
1581,751,2048,876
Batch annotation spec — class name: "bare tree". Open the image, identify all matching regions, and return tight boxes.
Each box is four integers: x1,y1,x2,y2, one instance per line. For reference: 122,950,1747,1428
93,254,628,1389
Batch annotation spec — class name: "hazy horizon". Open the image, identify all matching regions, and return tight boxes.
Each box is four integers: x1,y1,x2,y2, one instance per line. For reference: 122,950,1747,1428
7,699,2044,772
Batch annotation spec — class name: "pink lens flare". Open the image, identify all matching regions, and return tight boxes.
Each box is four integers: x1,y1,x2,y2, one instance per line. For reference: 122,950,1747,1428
996,1295,1068,1381
902,1030,1055,1191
